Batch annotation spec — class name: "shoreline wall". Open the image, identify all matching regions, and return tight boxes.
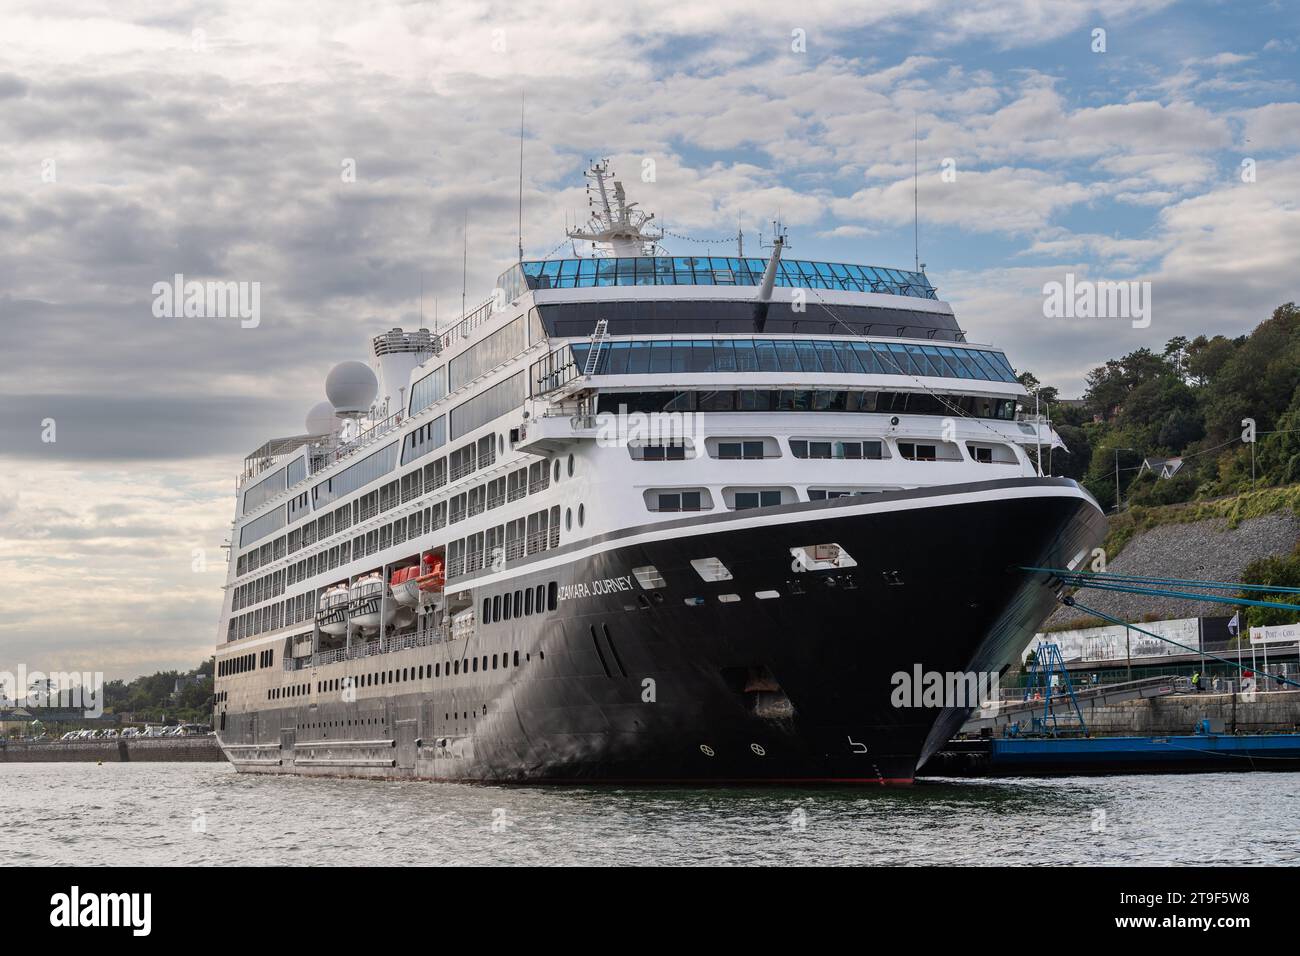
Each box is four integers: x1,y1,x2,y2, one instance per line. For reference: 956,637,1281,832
0,736,225,763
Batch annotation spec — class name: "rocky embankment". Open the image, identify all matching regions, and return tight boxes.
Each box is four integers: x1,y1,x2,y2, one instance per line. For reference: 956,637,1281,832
1047,509,1300,630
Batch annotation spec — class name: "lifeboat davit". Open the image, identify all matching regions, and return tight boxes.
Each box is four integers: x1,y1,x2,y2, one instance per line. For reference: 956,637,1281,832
416,556,447,595
415,554,445,599
348,572,395,632
316,584,350,636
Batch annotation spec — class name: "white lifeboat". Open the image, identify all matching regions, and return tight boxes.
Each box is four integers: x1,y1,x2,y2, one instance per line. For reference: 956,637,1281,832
348,572,395,632
316,584,350,636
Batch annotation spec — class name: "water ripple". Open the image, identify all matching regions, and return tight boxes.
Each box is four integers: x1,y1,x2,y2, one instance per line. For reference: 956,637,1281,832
2,763,1296,866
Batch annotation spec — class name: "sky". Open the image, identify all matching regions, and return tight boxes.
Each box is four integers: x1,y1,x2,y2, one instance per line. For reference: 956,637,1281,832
1,0,1298,679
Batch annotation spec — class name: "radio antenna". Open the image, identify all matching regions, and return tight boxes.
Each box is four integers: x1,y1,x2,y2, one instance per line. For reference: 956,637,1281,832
913,113,920,273
461,210,468,319
517,90,525,263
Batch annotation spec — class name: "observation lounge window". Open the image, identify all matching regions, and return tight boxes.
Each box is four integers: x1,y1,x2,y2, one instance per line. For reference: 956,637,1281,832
717,441,765,460
642,443,687,461
656,491,703,512
734,490,781,510
897,443,938,462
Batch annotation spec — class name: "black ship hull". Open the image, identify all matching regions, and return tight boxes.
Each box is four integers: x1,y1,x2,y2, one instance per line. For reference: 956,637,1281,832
218,477,1105,784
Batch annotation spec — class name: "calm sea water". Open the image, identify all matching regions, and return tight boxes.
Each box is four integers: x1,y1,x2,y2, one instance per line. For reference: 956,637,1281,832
3,763,1297,866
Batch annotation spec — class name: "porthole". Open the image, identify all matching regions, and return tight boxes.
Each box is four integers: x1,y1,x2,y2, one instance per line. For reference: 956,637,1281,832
553,459,561,482
566,508,572,531
499,434,505,454
567,453,575,476
578,503,585,527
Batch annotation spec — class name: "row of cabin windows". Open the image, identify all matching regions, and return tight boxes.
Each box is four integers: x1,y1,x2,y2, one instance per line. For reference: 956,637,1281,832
640,437,999,464
791,439,883,460
227,467,561,640
657,491,703,512
217,651,261,677
235,438,550,590
269,652,533,701
238,499,355,577
228,590,316,642
236,436,494,578
656,490,778,512
482,581,559,625
651,488,813,513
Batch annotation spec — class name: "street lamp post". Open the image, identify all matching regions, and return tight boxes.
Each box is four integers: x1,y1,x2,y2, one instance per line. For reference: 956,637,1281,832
1113,446,1137,513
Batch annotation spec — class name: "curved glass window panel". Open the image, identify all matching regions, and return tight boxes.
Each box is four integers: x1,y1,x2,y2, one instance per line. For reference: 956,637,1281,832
648,340,673,373
564,338,1012,382
815,340,845,373
990,351,1018,381
752,340,780,372
936,346,973,379
510,258,938,298
882,343,913,376
851,341,881,373
410,365,448,415
714,339,738,372
239,505,286,548
626,340,652,373
449,372,526,440
906,344,940,377
793,340,821,371
771,340,798,372
966,349,1001,380
732,339,759,372
312,442,398,507
243,466,286,515
919,345,950,377
688,340,715,373
604,341,629,374
834,340,864,373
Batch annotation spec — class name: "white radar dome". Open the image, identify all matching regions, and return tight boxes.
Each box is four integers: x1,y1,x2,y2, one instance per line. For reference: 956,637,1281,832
325,361,378,417
305,401,337,436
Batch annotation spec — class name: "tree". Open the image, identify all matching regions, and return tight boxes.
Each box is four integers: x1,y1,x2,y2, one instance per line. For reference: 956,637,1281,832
1184,334,1236,387
1082,348,1169,422
1202,303,1300,445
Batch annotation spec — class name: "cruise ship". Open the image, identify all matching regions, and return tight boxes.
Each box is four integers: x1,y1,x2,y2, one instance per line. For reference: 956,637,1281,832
213,162,1106,783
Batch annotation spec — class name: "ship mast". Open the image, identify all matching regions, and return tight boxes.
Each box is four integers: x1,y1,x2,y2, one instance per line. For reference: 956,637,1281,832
566,159,664,257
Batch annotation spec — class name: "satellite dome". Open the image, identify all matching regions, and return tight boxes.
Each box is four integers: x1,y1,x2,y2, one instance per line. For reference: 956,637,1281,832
325,361,378,417
305,401,337,436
